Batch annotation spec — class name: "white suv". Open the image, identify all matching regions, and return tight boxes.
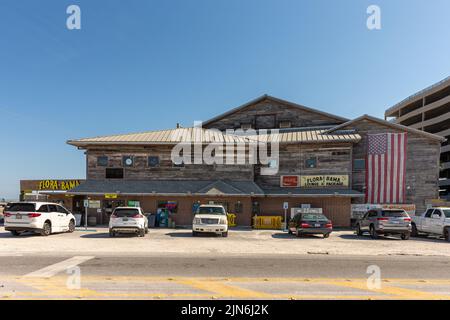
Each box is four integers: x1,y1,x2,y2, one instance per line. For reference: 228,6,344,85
192,204,229,237
4,202,76,236
109,207,148,237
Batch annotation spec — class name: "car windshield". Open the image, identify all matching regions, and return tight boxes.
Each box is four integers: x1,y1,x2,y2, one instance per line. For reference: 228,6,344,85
443,210,450,218
113,209,139,217
381,210,408,217
301,213,327,221
197,207,226,215
7,203,36,212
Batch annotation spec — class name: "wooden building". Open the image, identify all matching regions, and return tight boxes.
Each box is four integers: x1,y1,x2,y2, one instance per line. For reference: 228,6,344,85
30,95,445,227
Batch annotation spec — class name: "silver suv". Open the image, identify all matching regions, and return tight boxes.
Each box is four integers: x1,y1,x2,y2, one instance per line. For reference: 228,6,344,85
356,209,412,240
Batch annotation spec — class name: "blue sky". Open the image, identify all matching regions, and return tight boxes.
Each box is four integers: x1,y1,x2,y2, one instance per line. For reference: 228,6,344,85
1,0,449,199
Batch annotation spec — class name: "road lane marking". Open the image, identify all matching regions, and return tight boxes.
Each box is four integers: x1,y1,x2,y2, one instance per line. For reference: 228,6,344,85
23,256,95,278
324,279,448,300
175,278,273,299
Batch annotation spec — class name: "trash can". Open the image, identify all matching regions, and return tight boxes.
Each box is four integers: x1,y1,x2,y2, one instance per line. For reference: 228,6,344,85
148,213,156,228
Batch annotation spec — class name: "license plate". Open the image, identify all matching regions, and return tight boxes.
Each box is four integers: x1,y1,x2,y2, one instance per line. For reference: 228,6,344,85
314,224,321,227
122,218,128,221
16,214,22,219
391,221,400,224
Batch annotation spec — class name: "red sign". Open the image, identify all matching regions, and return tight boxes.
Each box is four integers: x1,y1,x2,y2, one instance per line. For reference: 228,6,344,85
281,175,299,187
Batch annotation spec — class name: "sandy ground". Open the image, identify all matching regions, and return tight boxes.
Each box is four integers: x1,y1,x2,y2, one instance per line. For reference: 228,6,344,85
0,226,449,257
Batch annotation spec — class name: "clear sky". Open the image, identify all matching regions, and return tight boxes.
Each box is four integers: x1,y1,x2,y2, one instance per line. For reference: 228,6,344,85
1,0,449,200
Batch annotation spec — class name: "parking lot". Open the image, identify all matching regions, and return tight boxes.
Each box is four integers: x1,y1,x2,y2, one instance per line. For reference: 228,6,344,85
0,227,449,257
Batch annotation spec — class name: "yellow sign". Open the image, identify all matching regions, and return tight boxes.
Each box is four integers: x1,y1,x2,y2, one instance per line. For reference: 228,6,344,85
38,180,80,191
300,175,349,187
105,194,118,199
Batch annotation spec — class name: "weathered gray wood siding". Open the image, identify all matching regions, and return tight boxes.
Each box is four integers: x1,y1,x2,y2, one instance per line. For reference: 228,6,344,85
86,145,254,181
255,143,353,188
348,120,441,214
204,98,344,130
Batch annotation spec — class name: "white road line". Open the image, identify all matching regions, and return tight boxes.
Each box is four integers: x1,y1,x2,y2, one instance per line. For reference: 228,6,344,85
24,256,95,278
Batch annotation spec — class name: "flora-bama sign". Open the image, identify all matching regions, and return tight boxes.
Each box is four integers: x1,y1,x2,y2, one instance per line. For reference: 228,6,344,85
38,180,81,191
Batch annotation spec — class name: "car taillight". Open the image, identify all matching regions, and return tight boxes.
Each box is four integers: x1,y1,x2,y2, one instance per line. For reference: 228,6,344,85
133,214,143,218
325,223,333,228
4,212,12,217
404,218,411,222
28,213,41,218
377,218,389,221
301,223,310,228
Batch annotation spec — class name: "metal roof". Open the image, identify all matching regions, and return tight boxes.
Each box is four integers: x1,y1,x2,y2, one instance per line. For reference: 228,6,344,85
65,179,265,196
67,127,360,147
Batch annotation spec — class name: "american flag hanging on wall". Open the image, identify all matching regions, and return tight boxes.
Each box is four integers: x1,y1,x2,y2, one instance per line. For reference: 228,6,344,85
366,133,407,204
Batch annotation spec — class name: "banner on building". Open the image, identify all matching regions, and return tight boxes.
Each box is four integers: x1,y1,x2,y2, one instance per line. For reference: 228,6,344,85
366,133,407,204
300,175,349,187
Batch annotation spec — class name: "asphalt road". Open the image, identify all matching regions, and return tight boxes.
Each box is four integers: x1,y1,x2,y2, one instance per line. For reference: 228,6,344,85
1,254,450,299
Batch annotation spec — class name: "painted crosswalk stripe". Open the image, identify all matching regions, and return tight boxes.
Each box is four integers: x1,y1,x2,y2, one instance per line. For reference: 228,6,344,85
24,256,95,278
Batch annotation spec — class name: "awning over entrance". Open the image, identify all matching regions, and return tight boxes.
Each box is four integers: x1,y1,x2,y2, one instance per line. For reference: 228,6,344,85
260,187,364,197
66,179,265,196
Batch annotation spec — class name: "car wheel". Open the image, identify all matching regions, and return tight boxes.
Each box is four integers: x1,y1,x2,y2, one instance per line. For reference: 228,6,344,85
192,231,198,237
222,231,228,238
444,228,450,242
411,223,418,237
323,233,330,239
356,224,363,236
401,232,410,240
145,227,149,234
40,222,51,236
139,229,145,237
369,225,378,239
295,230,302,238
10,230,21,236
109,229,115,237
68,220,75,233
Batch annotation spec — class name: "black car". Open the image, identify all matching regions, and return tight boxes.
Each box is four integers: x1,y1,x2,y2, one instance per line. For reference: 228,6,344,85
288,213,333,238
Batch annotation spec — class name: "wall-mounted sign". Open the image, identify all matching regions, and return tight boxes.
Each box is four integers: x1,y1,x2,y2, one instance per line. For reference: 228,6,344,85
105,194,118,199
38,180,81,191
280,175,300,187
300,175,349,188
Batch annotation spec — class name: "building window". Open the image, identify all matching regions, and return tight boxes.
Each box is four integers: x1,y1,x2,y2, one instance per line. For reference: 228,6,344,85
279,121,291,128
148,156,160,167
106,168,124,179
305,157,317,168
97,156,108,167
354,159,366,170
123,156,134,167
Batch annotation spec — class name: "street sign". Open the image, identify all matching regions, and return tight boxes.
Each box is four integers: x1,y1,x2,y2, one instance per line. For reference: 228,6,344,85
83,200,89,208
283,202,289,210
105,194,118,199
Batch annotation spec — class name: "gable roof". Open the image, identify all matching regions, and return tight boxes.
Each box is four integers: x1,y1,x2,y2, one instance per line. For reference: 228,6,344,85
67,126,361,147
324,114,446,142
67,127,252,147
202,94,349,127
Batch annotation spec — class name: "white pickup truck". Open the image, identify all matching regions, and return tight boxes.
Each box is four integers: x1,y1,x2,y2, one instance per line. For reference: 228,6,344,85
411,207,450,241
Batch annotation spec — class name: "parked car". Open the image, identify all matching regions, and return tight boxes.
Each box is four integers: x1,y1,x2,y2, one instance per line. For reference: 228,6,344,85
355,208,411,240
0,202,6,224
411,207,450,241
109,207,148,237
192,204,228,237
288,212,333,238
4,202,76,236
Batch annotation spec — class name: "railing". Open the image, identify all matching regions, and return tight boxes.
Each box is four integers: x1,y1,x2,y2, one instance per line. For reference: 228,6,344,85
253,216,283,230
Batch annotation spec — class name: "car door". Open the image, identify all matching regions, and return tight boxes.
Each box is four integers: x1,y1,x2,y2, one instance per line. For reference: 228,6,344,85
430,209,443,235
57,205,71,231
47,204,61,232
422,209,435,233
360,211,371,231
